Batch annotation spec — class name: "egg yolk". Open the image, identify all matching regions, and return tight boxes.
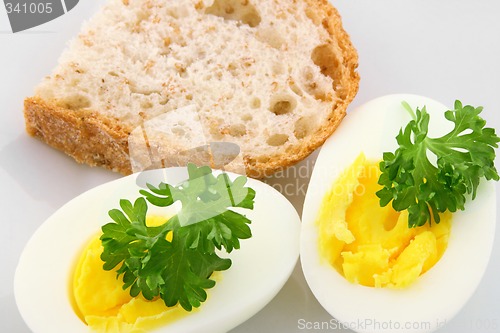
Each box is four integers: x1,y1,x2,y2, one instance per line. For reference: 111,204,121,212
71,216,189,332
317,153,451,288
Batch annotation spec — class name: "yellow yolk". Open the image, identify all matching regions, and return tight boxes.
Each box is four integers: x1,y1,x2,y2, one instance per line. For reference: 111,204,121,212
317,153,452,288
71,216,188,332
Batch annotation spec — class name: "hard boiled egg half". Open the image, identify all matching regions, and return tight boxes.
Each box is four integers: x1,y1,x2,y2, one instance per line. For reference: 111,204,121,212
15,167,301,333
301,94,496,333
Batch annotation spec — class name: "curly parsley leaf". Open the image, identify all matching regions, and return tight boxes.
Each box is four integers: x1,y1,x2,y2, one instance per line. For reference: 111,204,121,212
377,100,499,227
140,164,255,228
100,164,255,311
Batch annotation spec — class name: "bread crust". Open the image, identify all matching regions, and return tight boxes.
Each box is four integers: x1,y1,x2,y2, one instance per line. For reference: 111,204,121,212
24,97,132,174
23,0,359,178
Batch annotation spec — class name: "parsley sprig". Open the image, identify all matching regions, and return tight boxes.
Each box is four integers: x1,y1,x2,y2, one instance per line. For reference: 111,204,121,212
100,164,255,311
377,100,499,227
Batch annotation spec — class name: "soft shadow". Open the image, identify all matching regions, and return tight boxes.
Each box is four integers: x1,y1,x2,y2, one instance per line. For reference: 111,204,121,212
0,293,29,333
262,150,319,216
0,135,120,209
229,262,351,332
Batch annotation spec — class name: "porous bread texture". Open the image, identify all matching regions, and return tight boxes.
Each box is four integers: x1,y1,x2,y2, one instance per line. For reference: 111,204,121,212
24,0,359,178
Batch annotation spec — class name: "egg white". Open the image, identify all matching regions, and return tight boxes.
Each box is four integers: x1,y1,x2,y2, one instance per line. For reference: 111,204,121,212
15,167,301,333
300,94,496,333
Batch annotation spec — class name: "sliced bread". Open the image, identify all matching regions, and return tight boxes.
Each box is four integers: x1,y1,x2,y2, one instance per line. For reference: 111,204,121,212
24,0,359,178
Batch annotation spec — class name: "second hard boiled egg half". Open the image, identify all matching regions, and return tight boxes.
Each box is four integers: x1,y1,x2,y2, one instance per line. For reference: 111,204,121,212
301,95,496,333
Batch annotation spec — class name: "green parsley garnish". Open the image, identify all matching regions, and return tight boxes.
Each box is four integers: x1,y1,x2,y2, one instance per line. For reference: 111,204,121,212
377,100,499,228
100,164,255,311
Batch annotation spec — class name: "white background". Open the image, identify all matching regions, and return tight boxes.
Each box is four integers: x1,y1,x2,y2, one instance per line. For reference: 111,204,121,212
1,1,499,332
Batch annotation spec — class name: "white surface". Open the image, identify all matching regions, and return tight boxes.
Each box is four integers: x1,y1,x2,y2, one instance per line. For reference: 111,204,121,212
1,1,499,333
15,168,300,333
300,95,496,333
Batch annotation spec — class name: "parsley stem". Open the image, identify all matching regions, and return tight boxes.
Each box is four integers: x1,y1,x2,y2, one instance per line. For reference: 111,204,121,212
401,101,416,120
